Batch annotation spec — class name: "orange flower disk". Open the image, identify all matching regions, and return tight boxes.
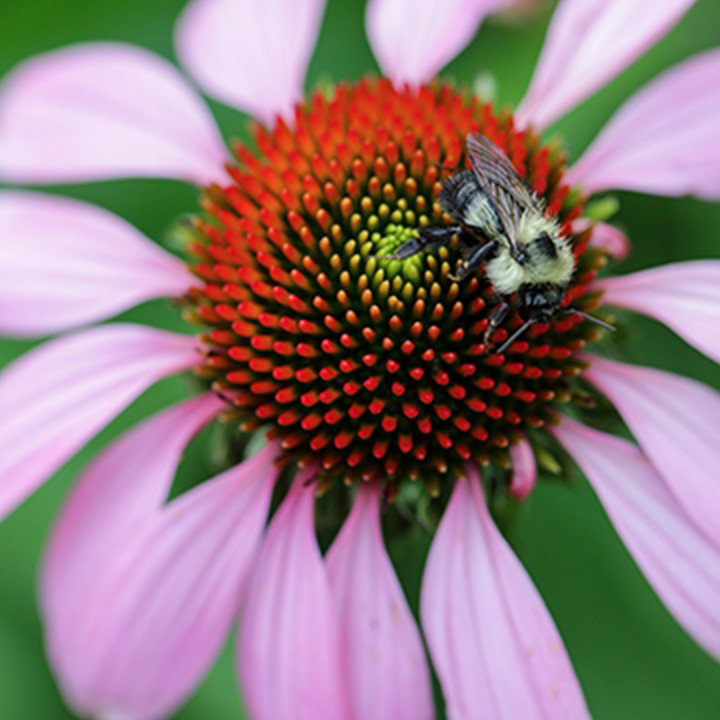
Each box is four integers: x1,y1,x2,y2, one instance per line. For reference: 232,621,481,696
186,79,606,489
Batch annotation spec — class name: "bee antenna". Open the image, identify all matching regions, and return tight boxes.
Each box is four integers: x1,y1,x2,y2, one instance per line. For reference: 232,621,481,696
564,308,616,332
495,319,536,355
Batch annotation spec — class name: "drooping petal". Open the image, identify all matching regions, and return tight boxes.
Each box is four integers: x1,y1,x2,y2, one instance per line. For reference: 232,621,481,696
43,394,264,718
515,0,696,130
326,484,433,720
421,470,589,720
42,394,223,620
238,474,352,720
597,261,720,364
176,0,326,126
0,43,227,185
585,356,720,545
573,217,630,261
366,0,513,86
48,450,277,720
584,221,630,261
509,435,536,500
566,49,720,198
0,192,196,337
0,324,199,520
554,418,720,661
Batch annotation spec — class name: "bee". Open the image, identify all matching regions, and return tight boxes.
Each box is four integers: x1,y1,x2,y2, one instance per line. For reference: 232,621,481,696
388,132,613,352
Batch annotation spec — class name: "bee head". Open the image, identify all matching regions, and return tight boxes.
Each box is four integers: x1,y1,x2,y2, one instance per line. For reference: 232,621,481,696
495,285,615,354
520,283,564,321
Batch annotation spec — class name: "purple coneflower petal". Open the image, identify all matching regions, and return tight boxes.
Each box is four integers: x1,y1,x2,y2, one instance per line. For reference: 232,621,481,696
421,469,589,720
0,43,227,185
238,475,352,720
176,0,326,126
42,393,241,717
42,394,222,617
0,324,199,520
575,219,630,261
366,0,511,87
554,418,720,661
597,260,720,365
586,356,720,546
516,0,696,130
326,483,433,720
0,192,196,337
509,435,537,500
566,49,720,199
53,452,275,720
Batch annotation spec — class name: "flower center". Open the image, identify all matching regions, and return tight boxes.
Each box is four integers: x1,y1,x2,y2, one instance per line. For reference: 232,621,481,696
182,79,608,493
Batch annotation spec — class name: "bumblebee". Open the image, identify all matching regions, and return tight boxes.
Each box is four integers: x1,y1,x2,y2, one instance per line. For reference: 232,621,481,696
390,133,612,352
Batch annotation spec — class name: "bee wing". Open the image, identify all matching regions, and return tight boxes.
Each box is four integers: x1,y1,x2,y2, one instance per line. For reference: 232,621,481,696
466,133,536,250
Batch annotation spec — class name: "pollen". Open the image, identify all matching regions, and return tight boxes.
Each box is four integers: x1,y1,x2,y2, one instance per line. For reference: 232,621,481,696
182,79,607,493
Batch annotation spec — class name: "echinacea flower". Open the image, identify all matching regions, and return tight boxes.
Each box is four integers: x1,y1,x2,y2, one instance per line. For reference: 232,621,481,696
1,0,719,718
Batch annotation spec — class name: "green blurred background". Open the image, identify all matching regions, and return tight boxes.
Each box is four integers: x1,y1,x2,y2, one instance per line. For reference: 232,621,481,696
1,0,719,717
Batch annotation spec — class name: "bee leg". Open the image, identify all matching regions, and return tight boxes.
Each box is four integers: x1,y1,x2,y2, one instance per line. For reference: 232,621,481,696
449,239,498,281
483,300,510,348
381,225,462,260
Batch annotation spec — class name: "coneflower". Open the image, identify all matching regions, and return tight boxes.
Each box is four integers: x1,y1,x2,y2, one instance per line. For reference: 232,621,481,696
0,0,718,718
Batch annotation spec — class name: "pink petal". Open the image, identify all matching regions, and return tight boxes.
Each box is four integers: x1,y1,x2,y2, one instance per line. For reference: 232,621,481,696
42,394,222,618
366,0,512,86
238,474,352,720
326,484,433,720
554,418,720,660
176,0,326,126
0,192,196,337
597,260,720,364
515,0,696,130
421,471,589,720
0,324,200,520
0,43,227,185
566,49,720,198
573,219,630,261
42,393,258,718
49,452,276,720
585,356,720,546
509,435,537,500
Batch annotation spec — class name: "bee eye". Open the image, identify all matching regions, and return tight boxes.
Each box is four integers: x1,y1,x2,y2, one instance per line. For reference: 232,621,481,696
534,233,557,259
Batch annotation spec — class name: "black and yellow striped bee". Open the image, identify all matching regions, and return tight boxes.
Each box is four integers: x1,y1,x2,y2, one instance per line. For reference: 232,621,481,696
391,133,613,351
